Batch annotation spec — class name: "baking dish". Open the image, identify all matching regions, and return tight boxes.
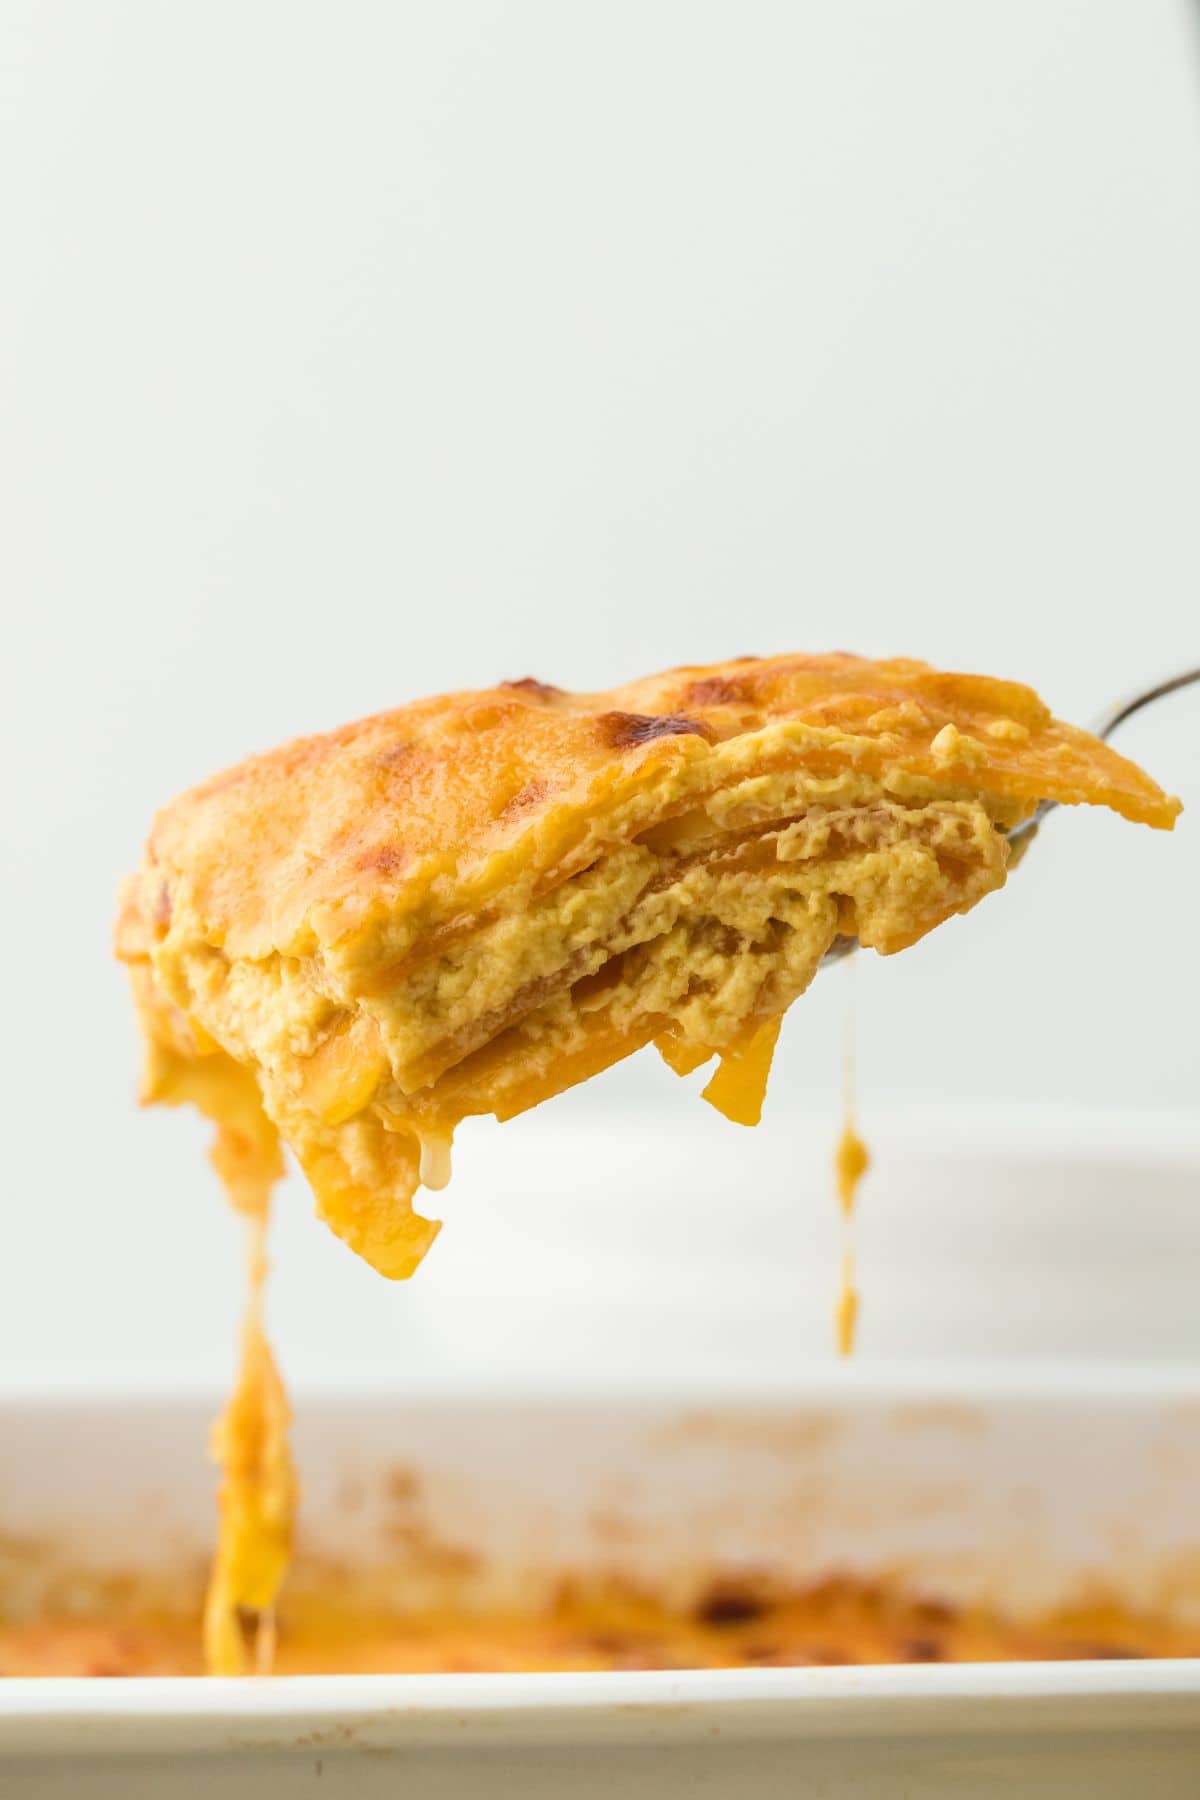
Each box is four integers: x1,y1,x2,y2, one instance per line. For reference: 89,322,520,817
3,1378,1200,1798
3,1107,1199,1794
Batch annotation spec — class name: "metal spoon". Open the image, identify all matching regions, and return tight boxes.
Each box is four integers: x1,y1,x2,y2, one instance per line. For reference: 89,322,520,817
822,665,1197,965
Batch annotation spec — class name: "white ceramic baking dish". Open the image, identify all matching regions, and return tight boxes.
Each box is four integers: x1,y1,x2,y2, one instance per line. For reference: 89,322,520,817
3,1378,1200,1798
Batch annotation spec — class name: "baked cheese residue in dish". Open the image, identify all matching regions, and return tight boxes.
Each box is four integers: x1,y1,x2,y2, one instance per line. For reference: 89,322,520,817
114,652,1181,1669
8,1576,1200,1675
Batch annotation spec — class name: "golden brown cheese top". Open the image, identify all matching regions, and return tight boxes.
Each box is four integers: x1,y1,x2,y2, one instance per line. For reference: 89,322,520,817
125,653,1179,964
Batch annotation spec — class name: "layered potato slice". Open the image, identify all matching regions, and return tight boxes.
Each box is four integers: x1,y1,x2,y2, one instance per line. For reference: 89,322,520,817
117,653,1180,1280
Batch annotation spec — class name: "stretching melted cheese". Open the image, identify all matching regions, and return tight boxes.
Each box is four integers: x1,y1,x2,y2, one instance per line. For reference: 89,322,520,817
204,1214,295,1676
117,969,297,1671
115,652,1180,1669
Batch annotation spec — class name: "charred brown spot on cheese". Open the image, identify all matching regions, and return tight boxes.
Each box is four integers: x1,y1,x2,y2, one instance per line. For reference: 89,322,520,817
693,1584,767,1627
501,677,563,702
500,778,550,819
598,710,717,749
685,675,751,706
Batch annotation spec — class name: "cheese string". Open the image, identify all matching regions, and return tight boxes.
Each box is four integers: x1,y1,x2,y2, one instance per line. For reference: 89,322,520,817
203,1175,296,1676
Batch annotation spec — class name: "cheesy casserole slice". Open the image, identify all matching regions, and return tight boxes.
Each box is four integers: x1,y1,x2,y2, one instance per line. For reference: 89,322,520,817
117,651,1178,1279
115,651,1179,1669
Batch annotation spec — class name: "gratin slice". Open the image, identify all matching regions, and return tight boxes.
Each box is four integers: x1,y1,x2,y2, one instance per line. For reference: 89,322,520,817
117,653,1179,1280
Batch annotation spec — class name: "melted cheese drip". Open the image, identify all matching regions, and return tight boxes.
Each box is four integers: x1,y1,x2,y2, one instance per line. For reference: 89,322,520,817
836,1122,870,1214
834,968,870,1357
204,1208,296,1676
834,1127,868,1355
131,1038,298,1672
417,1128,454,1193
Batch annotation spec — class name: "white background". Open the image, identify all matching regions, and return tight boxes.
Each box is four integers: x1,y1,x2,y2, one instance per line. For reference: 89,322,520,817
1,1,1197,1388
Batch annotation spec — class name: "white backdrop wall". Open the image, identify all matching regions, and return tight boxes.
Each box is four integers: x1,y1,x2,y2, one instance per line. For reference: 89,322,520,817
2,1,1197,1385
